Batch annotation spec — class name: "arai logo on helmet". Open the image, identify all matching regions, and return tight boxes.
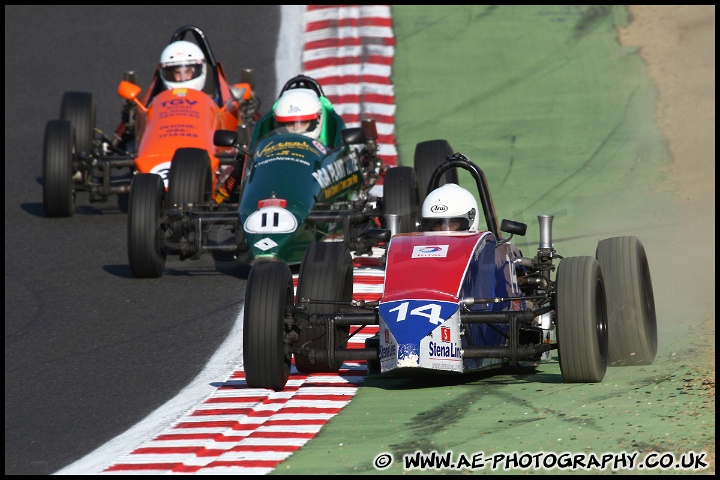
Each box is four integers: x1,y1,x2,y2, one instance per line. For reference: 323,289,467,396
430,204,448,213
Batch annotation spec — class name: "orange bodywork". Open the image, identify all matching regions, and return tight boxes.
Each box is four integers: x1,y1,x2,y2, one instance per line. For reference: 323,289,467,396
133,88,238,193
117,62,245,195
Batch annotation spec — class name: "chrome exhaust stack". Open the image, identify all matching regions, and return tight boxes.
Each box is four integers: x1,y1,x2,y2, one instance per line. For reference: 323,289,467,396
538,214,554,250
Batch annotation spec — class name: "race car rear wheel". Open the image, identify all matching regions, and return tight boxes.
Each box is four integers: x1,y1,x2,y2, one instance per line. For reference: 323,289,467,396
294,242,353,373
383,166,419,233
243,261,293,391
596,236,657,365
60,91,96,157
167,148,212,207
556,256,608,382
414,139,458,205
128,174,167,278
42,119,76,217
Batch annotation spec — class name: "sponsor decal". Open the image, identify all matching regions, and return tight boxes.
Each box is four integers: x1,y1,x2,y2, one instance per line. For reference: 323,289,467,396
157,97,200,121
159,98,198,108
312,156,360,188
253,238,278,251
255,156,311,167
412,244,449,258
322,173,360,198
430,204,448,213
380,327,396,360
157,122,199,139
429,361,461,371
380,342,397,359
428,341,461,359
171,88,189,96
441,327,451,342
257,140,320,158
312,140,327,155
418,311,463,372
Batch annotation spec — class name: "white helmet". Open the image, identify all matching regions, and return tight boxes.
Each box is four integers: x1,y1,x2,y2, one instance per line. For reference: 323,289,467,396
159,40,207,91
421,183,479,231
273,88,322,140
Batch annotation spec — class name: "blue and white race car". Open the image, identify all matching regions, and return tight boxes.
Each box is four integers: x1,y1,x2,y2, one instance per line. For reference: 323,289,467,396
242,146,658,391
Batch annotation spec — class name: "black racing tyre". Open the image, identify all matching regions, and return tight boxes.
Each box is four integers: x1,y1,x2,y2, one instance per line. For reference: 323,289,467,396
596,236,657,365
167,148,213,207
42,119,76,217
60,91,96,157
294,242,354,373
556,256,608,383
127,174,167,278
414,139,458,205
383,166,419,233
243,261,294,391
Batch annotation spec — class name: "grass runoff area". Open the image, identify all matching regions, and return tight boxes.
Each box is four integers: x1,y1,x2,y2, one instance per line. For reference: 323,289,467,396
391,5,671,258
272,6,709,476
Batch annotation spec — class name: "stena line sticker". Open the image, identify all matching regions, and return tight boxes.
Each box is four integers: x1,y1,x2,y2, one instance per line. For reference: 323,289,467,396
412,245,449,258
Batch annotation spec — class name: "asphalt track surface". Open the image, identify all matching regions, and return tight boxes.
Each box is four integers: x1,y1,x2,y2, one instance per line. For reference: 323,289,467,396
4,6,282,475
5,5,715,476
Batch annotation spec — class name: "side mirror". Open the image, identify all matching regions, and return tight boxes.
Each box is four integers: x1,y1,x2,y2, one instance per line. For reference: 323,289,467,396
214,129,238,147
117,80,141,101
117,80,147,114
231,82,253,101
341,127,365,145
500,219,527,236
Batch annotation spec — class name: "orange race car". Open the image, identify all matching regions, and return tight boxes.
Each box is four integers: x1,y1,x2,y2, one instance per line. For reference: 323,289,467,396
42,24,261,217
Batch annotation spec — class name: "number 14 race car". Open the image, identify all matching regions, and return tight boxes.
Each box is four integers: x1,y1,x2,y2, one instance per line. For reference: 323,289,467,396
242,147,658,391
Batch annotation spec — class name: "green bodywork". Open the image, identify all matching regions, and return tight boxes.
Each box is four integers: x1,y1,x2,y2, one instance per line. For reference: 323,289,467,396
238,130,365,265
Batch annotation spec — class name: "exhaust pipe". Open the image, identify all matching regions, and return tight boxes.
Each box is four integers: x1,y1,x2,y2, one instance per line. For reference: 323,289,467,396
538,215,554,249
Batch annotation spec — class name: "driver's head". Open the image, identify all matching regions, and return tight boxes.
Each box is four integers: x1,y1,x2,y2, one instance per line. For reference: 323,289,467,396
421,183,479,232
159,40,207,91
273,88,322,139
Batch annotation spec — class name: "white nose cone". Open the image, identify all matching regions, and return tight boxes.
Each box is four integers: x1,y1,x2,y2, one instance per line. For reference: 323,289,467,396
244,206,298,234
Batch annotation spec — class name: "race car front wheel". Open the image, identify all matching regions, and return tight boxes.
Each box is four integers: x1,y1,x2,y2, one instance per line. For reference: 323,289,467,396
243,261,293,391
294,241,353,373
167,148,212,208
556,256,608,383
596,236,657,365
127,174,167,278
42,119,76,217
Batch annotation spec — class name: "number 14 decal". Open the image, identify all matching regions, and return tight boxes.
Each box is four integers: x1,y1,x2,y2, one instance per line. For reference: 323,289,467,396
387,301,455,325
